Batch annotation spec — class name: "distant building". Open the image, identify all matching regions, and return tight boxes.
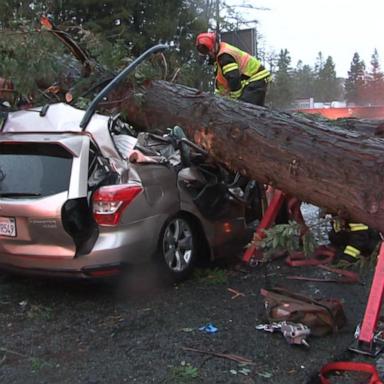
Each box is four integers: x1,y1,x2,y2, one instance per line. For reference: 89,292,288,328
295,98,314,109
292,98,346,110
293,98,384,120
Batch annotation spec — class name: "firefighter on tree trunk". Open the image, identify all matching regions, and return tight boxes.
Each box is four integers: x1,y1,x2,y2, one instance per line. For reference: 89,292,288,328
194,32,286,224
195,32,270,106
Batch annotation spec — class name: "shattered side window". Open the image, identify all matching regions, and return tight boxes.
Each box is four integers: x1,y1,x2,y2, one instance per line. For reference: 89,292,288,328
87,144,109,189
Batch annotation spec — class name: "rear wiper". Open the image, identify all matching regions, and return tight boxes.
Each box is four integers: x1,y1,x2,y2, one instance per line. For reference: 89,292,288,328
0,192,42,197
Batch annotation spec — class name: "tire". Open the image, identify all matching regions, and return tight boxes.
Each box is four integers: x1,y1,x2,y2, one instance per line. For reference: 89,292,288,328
157,214,197,282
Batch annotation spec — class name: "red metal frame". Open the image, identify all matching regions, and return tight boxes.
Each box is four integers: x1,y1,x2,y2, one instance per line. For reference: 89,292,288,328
245,186,384,356
350,241,384,356
242,189,285,264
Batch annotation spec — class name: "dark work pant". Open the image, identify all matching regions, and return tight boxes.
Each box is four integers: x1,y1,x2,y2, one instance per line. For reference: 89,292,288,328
329,228,380,257
239,79,268,107
238,78,278,221
239,78,287,223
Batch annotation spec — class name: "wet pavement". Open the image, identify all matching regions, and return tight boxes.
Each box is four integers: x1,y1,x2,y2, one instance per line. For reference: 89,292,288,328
0,205,381,383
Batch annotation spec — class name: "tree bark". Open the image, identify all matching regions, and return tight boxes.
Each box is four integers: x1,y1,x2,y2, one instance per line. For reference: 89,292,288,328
293,112,384,136
110,80,384,232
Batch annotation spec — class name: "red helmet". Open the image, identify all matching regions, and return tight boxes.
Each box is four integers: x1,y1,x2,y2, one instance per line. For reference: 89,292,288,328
195,32,217,56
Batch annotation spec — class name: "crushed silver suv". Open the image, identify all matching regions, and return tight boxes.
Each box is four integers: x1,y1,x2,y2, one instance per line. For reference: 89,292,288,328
0,45,262,281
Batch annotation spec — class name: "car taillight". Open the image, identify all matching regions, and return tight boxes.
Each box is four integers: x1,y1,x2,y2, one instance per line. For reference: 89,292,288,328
92,184,143,226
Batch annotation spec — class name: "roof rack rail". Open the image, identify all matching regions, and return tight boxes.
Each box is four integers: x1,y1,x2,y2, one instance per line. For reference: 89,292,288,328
80,43,169,131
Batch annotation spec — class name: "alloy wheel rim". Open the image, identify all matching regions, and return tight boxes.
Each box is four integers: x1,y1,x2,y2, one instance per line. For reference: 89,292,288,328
163,218,193,272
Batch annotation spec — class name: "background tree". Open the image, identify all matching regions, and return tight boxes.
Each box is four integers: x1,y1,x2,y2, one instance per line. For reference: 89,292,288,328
0,19,78,99
345,52,366,105
0,0,223,101
314,55,340,102
291,60,315,100
268,48,293,109
365,48,384,105
6,1,376,110
314,51,324,74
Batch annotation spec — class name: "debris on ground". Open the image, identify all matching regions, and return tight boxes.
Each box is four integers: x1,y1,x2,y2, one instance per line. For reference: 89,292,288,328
256,321,311,347
227,287,245,299
260,287,346,336
286,264,361,284
198,323,218,334
182,347,254,365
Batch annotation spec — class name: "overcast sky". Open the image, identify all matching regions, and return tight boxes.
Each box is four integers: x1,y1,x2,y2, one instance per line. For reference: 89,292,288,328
227,0,384,78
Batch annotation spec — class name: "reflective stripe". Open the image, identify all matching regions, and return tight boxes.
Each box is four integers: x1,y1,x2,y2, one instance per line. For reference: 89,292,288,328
215,71,229,96
214,86,226,96
222,62,239,74
215,42,270,91
333,220,342,232
344,245,361,258
229,88,242,99
249,69,270,82
348,223,369,231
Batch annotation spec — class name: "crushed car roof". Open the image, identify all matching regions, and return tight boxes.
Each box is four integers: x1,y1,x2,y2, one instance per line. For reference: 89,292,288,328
2,103,108,134
1,103,123,160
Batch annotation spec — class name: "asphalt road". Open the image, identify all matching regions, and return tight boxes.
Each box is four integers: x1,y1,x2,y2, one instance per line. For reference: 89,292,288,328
0,257,379,384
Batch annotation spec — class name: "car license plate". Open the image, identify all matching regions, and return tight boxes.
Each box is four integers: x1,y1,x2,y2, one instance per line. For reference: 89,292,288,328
0,217,16,237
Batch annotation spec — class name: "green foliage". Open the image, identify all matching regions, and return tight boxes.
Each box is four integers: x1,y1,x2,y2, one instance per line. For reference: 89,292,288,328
302,230,316,258
31,357,46,372
25,303,54,321
292,61,315,99
314,55,340,102
0,0,221,103
269,50,342,108
260,221,300,259
365,48,384,105
193,267,228,285
260,221,318,261
345,52,366,105
0,24,74,99
6,1,382,110
170,362,199,382
268,49,293,109
343,49,384,106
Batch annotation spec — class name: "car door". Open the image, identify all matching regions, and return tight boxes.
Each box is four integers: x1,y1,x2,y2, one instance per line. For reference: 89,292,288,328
0,134,90,259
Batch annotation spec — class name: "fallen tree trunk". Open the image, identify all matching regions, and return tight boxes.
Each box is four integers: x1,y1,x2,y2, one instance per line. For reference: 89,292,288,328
109,80,384,232
293,112,384,136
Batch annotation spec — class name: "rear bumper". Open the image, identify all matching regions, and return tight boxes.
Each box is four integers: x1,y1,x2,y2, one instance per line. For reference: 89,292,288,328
0,262,125,279
0,214,167,279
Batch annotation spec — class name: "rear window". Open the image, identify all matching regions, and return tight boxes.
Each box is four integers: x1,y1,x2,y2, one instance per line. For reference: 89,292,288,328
0,143,73,197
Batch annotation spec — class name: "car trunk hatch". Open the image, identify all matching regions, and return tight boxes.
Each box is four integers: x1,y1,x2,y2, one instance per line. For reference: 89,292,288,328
0,135,93,258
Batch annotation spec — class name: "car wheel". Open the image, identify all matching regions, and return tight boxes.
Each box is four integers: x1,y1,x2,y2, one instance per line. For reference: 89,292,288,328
158,215,197,282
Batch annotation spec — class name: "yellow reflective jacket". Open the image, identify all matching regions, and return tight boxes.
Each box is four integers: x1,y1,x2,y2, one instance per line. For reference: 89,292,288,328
215,42,270,97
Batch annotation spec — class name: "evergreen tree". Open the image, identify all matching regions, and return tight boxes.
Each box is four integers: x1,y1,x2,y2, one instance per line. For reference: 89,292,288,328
365,48,384,105
0,0,218,100
0,1,35,29
315,55,339,102
292,60,315,100
314,51,324,73
268,49,293,109
0,19,74,98
345,52,366,105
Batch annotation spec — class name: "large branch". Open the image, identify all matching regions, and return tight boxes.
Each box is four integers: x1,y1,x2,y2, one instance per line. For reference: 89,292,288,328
112,80,384,232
